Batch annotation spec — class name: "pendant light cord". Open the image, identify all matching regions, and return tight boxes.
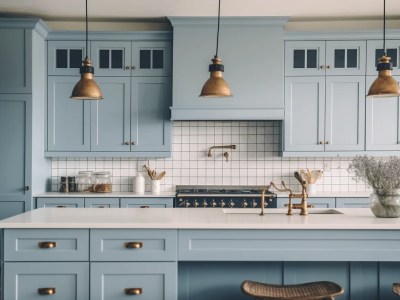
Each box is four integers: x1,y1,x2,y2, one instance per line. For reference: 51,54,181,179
85,0,88,59
383,0,386,55
215,0,221,58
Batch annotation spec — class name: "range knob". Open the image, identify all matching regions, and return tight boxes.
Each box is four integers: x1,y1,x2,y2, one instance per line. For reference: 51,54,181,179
242,200,248,208
202,200,208,207
185,200,190,208
220,200,226,207
194,199,199,207
252,199,258,207
229,199,235,208
211,200,217,207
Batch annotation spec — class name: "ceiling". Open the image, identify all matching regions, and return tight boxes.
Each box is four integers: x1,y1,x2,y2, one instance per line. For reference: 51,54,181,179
0,0,399,21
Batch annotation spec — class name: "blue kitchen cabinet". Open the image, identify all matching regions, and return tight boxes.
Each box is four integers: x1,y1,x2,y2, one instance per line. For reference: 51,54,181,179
91,40,172,77
36,197,85,208
277,197,335,208
84,198,120,208
47,76,91,152
366,76,400,151
285,40,366,76
284,76,365,153
367,39,400,76
336,197,370,208
47,40,86,76
120,197,173,208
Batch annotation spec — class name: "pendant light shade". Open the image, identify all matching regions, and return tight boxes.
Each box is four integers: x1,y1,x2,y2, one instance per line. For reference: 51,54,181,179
367,0,400,98
199,0,232,98
70,0,103,100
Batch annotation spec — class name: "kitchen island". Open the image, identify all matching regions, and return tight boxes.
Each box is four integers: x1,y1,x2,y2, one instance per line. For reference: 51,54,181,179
1,208,399,300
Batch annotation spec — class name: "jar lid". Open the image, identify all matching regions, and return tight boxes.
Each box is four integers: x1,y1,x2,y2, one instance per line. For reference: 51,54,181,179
95,171,111,176
78,171,94,175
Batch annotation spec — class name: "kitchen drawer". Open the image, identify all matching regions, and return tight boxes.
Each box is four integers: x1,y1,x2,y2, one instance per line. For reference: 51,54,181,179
335,197,370,208
277,197,335,208
4,229,89,261
90,262,177,300
84,197,120,208
120,197,173,208
4,262,89,300
90,229,177,261
36,197,85,208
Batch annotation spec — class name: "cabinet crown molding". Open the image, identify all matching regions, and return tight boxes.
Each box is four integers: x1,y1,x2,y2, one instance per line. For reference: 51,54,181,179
169,16,288,27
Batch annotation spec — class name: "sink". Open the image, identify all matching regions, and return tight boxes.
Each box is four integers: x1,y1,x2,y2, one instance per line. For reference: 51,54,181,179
222,208,343,215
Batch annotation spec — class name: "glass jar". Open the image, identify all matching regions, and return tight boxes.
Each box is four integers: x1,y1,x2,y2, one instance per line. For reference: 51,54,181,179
59,176,68,193
370,188,400,218
93,171,112,193
76,171,94,192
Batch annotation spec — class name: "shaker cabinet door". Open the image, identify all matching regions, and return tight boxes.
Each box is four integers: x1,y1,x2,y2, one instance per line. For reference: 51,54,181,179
48,41,86,76
132,41,172,77
285,41,325,76
90,41,132,76
47,76,91,151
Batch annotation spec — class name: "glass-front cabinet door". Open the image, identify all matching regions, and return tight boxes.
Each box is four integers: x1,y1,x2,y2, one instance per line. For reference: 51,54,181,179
131,41,172,76
367,40,400,76
285,41,325,76
90,41,132,76
48,41,86,76
325,41,366,75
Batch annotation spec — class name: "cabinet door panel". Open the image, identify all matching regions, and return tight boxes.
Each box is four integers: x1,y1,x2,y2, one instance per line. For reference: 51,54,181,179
325,76,365,151
326,41,366,75
336,198,369,208
277,197,335,208
131,77,171,152
285,41,325,76
132,41,172,76
48,41,86,76
90,41,131,76
0,95,31,211
0,29,31,93
284,77,325,151
120,198,173,208
367,40,400,76
84,197,120,208
366,76,400,150
4,262,89,300
47,76,91,151
36,197,85,208
90,77,131,151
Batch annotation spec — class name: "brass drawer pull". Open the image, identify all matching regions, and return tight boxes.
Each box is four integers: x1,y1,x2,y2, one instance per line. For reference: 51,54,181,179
125,288,142,295
140,205,150,208
38,287,56,295
38,241,57,249
125,242,143,249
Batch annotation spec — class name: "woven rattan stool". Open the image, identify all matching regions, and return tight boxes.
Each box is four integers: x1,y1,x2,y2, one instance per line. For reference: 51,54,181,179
393,283,400,296
241,280,344,300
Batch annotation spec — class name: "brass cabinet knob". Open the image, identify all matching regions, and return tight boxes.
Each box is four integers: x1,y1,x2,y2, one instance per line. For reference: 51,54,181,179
319,141,324,144
38,287,56,295
125,288,142,295
38,241,57,249
325,141,330,144
125,141,130,145
326,65,331,69
131,141,135,145
125,66,130,70
132,66,136,70
125,242,143,249
320,65,325,69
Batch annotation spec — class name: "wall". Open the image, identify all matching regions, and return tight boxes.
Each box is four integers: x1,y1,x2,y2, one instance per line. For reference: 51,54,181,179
50,121,370,193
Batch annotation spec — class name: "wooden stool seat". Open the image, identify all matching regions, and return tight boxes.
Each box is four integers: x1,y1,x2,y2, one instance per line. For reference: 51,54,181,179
241,280,344,300
393,283,400,296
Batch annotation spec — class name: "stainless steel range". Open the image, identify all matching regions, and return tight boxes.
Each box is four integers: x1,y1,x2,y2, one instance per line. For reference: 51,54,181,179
174,185,277,208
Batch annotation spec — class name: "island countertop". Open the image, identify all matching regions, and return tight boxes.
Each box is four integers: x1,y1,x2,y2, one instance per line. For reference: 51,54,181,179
0,207,399,230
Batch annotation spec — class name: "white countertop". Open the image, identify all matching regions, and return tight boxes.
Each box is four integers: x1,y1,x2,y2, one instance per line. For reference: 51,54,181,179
33,192,176,198
275,191,371,198
0,207,398,230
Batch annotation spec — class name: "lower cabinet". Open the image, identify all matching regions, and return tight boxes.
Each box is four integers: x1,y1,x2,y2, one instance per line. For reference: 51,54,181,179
91,262,177,300
36,197,84,208
277,197,335,208
336,197,369,208
85,197,119,208
4,262,89,300
120,197,173,208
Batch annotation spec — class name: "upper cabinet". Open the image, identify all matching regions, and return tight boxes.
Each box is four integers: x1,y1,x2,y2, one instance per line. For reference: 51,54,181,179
90,41,171,77
367,40,400,76
45,32,172,157
169,17,288,120
285,40,366,76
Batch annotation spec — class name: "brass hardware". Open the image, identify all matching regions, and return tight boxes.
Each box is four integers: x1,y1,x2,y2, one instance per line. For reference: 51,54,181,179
326,65,331,69
368,56,400,97
56,205,67,208
325,141,330,144
98,205,105,208
125,66,130,70
125,242,143,249
131,141,135,145
38,287,56,295
320,65,325,69
259,189,266,215
319,141,324,144
285,203,314,209
207,145,236,157
132,66,136,70
270,180,309,216
125,288,142,295
223,152,229,162
38,241,57,249
125,141,130,145
140,206,150,208
24,186,30,191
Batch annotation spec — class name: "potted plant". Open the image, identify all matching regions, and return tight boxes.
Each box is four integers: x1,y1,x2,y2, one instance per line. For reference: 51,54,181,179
348,156,400,218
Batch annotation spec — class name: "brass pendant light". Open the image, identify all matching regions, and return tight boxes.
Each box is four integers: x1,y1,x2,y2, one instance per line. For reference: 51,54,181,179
199,0,233,98
367,0,400,98
71,0,103,100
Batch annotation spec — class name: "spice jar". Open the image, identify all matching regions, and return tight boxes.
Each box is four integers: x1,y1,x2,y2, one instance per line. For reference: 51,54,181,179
93,171,112,193
68,176,76,192
59,176,68,193
76,171,94,192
